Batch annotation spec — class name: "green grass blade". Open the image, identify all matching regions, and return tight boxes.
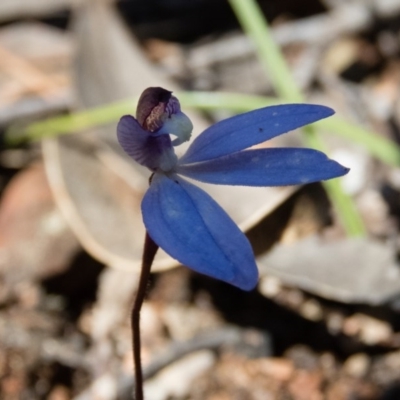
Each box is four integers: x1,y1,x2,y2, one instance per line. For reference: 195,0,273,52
6,93,399,169
228,0,302,102
317,117,400,166
228,0,365,236
4,93,277,145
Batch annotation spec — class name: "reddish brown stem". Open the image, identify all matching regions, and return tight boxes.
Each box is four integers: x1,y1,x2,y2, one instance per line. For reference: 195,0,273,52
131,232,158,400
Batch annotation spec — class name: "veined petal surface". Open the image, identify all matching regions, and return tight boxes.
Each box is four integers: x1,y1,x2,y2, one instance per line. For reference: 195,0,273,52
141,173,258,290
117,115,175,170
179,104,334,164
177,148,349,186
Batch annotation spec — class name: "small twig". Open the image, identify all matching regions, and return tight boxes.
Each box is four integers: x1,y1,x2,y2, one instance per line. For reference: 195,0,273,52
187,3,372,71
131,232,158,400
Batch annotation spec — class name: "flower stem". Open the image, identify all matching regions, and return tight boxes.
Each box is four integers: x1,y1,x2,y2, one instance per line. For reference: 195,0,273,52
131,232,158,400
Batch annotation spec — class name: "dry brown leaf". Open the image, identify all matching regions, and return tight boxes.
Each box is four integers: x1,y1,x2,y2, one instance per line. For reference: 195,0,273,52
258,235,400,304
0,163,79,283
0,22,72,125
0,0,72,23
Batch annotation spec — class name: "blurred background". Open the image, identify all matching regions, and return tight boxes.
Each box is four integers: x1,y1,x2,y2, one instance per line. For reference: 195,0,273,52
1,0,400,399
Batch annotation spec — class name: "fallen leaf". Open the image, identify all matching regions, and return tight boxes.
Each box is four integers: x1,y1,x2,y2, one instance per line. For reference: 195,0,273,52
258,235,400,304
0,163,79,283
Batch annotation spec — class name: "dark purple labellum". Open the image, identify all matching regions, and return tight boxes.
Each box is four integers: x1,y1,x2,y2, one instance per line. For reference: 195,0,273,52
136,87,172,132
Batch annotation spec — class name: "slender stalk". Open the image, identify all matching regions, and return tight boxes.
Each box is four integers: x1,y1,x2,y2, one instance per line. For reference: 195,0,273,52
131,232,159,400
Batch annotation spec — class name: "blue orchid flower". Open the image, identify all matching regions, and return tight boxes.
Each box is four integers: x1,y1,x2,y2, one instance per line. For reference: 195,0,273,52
117,87,349,291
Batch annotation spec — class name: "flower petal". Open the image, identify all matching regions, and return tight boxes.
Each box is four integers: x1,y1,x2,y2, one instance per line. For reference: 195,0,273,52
177,148,349,186
142,173,258,290
117,115,176,170
179,104,334,164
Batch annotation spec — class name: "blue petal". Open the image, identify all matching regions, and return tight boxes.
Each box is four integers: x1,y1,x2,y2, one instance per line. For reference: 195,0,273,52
179,104,334,164
117,115,175,170
177,148,349,186
141,173,258,290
